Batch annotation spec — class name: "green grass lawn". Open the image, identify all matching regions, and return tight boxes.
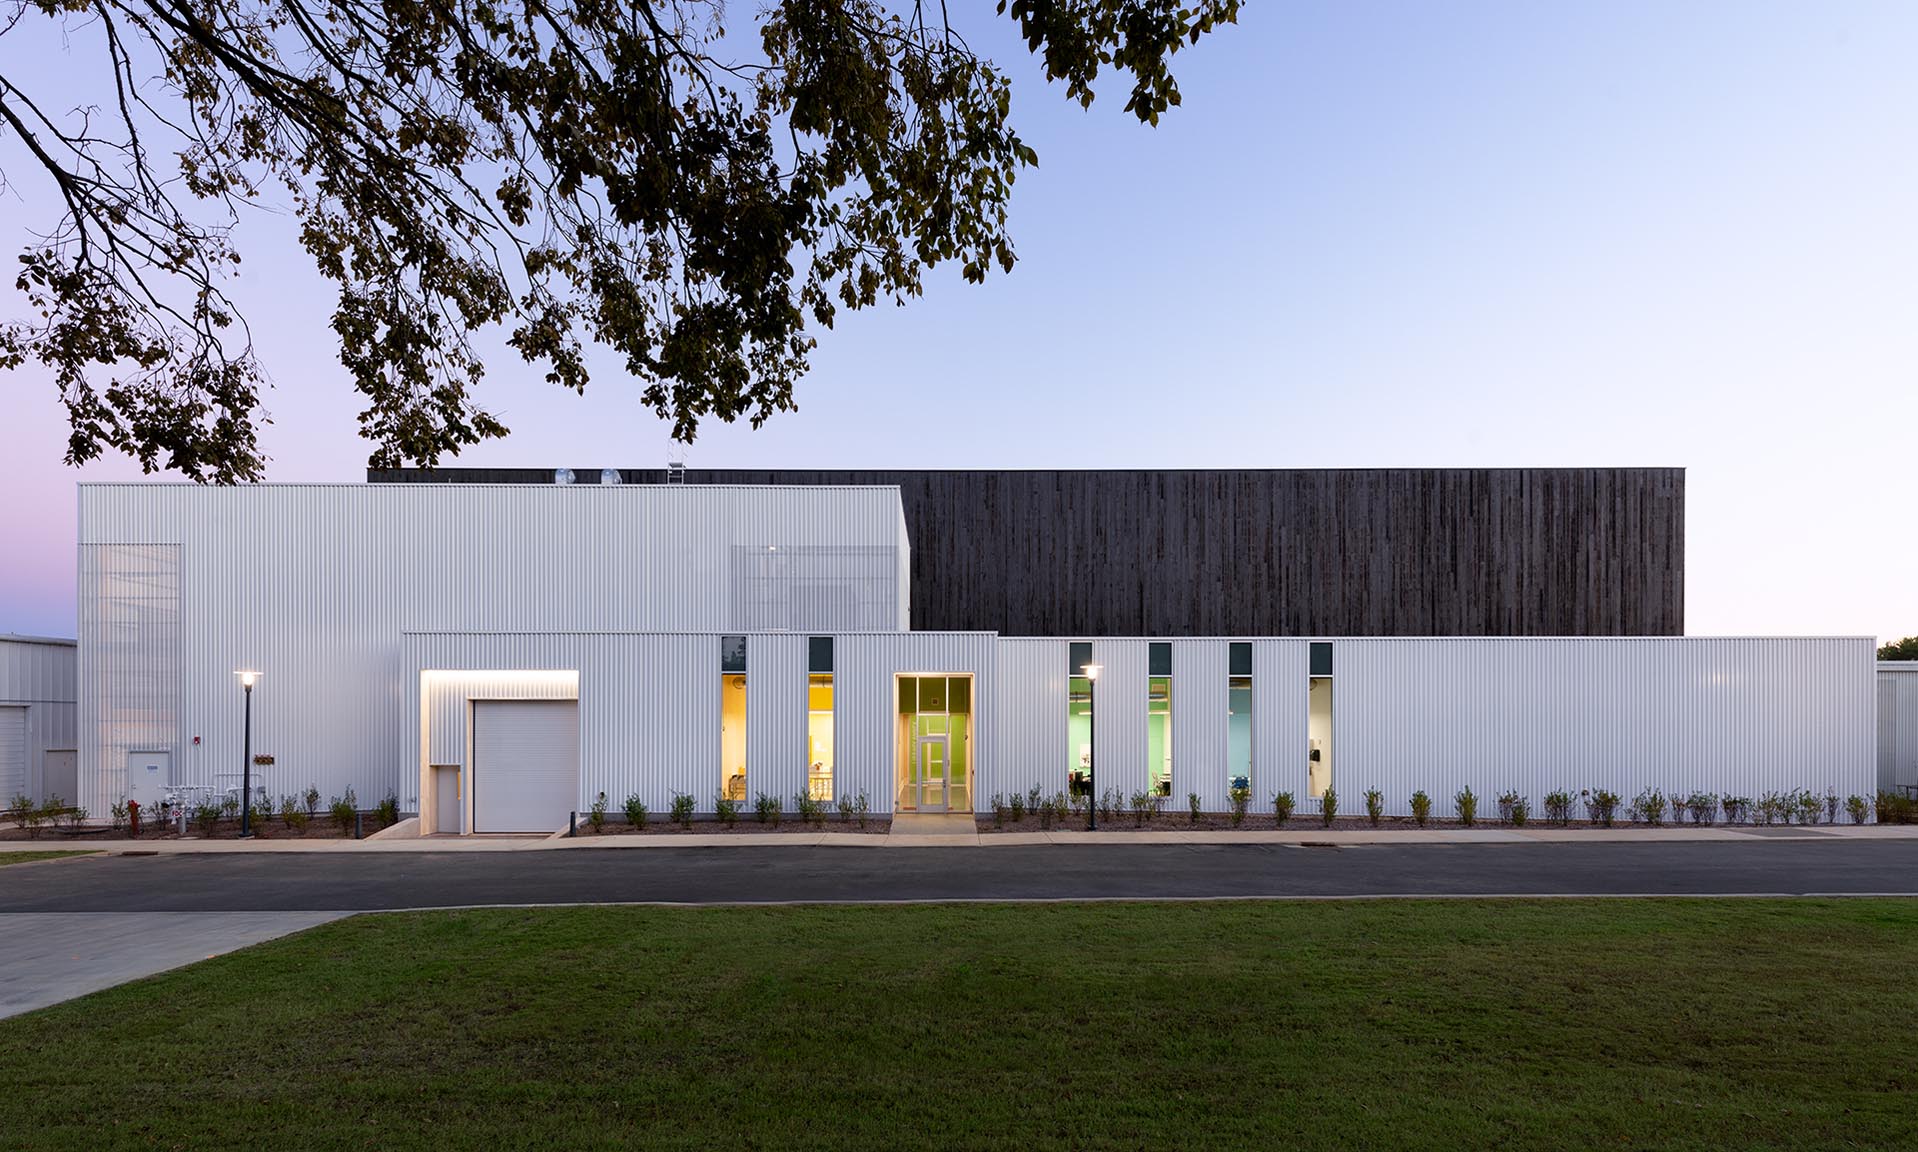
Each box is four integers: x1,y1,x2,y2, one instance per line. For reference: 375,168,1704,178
3,900,1914,1150
0,850,97,866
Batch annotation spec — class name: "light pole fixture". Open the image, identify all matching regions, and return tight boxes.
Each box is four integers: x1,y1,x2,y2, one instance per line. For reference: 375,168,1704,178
234,670,260,838
1082,662,1102,831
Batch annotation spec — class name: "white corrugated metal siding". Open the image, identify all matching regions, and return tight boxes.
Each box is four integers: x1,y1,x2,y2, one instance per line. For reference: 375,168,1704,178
1172,640,1230,809
1336,638,1877,816
991,639,1066,806
1252,640,1311,804
78,484,909,816
746,633,808,807
1091,641,1149,803
1881,663,1918,792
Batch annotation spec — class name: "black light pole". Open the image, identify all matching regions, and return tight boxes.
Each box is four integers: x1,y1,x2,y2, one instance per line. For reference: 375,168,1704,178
1084,663,1102,831
236,670,259,837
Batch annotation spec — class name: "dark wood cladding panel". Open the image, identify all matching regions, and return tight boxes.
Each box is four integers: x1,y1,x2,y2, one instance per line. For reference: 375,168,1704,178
367,468,1685,636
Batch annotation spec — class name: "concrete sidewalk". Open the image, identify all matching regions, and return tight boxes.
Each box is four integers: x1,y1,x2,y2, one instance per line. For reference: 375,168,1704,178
0,911,348,1020
5,823,1917,854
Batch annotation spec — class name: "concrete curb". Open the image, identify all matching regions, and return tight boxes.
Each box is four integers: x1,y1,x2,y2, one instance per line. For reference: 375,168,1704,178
3,823,1916,854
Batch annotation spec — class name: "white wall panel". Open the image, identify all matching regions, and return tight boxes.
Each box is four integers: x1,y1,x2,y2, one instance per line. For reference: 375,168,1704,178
80,484,908,816
1091,640,1149,802
1881,663,1918,792
1337,638,1878,817
746,633,808,807
1252,641,1310,805
1171,641,1229,809
991,639,1066,805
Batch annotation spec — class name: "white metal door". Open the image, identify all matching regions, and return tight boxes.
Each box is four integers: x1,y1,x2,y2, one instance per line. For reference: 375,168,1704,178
0,708,23,802
127,750,170,810
472,700,579,833
433,765,461,834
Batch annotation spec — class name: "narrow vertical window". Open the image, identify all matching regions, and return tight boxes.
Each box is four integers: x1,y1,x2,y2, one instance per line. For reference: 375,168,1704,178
808,638,834,802
721,636,747,802
1228,642,1253,797
1148,642,1172,798
1308,642,1333,804
1068,642,1093,796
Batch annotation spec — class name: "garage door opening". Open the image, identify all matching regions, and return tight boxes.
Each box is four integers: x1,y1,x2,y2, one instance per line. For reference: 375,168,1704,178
472,700,580,833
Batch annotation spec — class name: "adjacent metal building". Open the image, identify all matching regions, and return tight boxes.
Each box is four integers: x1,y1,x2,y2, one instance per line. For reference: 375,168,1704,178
1881,662,1918,793
0,635,78,806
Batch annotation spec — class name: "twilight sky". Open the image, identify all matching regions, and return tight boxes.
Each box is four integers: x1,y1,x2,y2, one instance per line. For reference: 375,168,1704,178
2,1,1914,640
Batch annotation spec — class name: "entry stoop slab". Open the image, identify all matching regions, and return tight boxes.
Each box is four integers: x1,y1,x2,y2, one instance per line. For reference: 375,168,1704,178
888,814,979,837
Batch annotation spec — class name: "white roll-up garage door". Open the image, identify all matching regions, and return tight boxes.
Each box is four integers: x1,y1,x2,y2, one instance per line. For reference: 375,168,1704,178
473,700,579,833
0,708,25,801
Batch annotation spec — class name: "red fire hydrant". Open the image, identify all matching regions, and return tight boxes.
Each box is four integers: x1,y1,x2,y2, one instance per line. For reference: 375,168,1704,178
127,800,140,838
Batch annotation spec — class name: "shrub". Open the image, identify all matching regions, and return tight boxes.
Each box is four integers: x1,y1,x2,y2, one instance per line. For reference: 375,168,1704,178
1320,788,1338,827
679,792,707,828
625,793,649,829
1685,792,1719,826
1188,792,1203,825
1721,794,1750,825
1496,790,1520,824
1543,789,1573,826
1669,794,1690,825
7,793,29,830
793,791,824,827
221,794,241,822
1008,791,1026,822
284,795,309,830
1824,790,1840,826
1272,791,1295,827
303,786,321,820
1129,791,1151,827
836,793,855,824
753,791,782,826
1230,788,1250,826
588,792,608,834
1053,791,1070,827
1846,794,1870,825
1508,796,1528,827
1797,790,1822,827
1026,785,1043,816
715,793,740,826
330,788,358,832
1070,792,1088,822
1409,790,1431,827
110,796,129,833
1363,787,1384,827
1756,791,1784,826
1587,789,1620,828
1630,787,1665,827
1876,792,1912,824
1098,788,1118,823
990,793,1006,827
377,790,401,827
854,789,871,829
1454,786,1477,827
1038,796,1055,830
193,799,222,836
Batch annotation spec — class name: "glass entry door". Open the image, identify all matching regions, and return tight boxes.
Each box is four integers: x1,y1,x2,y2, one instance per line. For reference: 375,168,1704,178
897,675,972,814
915,733,949,812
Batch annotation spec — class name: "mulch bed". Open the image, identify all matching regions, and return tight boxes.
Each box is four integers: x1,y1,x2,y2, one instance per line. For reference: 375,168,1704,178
0,815,381,841
585,818,890,836
975,812,1798,833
